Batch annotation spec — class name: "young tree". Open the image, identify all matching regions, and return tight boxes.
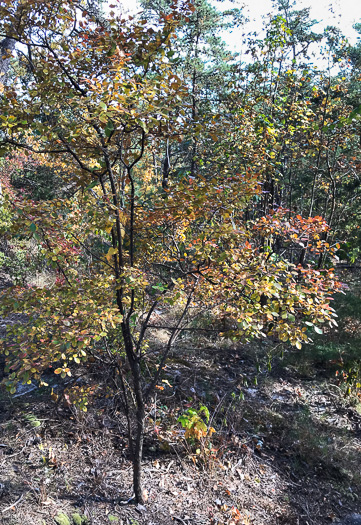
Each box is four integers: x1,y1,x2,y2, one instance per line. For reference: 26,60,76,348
0,0,340,502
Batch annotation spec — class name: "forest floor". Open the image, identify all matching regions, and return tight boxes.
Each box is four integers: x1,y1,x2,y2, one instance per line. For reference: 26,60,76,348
1,285,361,525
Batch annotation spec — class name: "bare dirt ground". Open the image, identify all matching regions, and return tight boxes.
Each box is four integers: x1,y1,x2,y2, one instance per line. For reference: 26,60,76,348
1,338,361,525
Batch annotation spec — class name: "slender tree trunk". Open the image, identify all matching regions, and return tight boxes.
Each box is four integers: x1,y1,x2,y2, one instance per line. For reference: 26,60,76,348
132,379,145,503
162,140,170,189
122,320,146,503
190,23,200,179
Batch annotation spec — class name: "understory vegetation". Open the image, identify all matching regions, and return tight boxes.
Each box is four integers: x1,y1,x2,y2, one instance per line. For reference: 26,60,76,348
0,0,361,523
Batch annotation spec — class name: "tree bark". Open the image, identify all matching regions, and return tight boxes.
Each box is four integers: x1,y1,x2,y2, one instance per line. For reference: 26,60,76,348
132,367,145,503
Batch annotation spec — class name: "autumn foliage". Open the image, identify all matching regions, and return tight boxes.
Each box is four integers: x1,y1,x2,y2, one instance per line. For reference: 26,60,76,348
0,0,353,502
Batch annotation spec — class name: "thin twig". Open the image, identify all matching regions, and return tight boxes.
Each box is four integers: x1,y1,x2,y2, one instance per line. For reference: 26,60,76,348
1,493,24,513
147,324,222,332
173,516,187,525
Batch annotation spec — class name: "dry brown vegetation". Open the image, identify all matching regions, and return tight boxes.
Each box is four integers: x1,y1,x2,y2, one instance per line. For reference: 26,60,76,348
1,318,361,525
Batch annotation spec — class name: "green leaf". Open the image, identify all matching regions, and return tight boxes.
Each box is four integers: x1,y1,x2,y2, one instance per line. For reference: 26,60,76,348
107,42,117,56
104,120,114,137
348,105,361,122
86,180,99,190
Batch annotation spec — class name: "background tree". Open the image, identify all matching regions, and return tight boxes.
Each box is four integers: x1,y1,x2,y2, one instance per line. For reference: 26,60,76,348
140,0,243,185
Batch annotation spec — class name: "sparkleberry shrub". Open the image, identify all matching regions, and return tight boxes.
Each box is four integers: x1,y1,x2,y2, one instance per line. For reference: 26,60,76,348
0,0,342,502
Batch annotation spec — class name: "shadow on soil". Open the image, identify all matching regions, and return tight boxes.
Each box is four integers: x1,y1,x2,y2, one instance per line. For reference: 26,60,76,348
1,287,361,524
